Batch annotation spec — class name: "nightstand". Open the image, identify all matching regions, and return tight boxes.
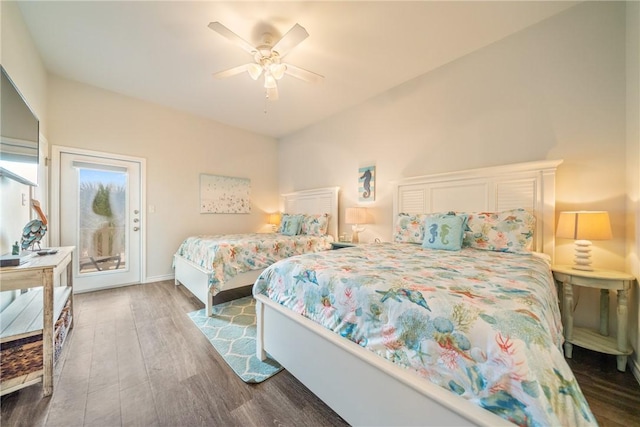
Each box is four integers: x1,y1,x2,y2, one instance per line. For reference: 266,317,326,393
331,242,356,250
552,265,636,371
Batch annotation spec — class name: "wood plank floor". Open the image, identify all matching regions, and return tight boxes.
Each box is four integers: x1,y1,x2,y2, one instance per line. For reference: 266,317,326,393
1,280,639,426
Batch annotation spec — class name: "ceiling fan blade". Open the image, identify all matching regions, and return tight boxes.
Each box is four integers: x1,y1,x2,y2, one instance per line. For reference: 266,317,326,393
272,24,309,58
284,64,324,84
266,86,279,101
212,64,252,79
208,22,256,54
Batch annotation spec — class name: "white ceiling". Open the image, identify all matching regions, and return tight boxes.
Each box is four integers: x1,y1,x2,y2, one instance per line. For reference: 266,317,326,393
17,1,579,139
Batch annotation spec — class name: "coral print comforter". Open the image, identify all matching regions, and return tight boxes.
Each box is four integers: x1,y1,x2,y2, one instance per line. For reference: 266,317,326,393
253,242,597,427
175,233,333,295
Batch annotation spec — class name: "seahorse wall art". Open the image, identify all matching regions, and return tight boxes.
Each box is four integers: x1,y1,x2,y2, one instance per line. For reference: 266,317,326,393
358,165,375,202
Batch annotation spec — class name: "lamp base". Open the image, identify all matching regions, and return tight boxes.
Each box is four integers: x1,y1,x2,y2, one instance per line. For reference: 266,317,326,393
572,239,593,271
351,225,364,243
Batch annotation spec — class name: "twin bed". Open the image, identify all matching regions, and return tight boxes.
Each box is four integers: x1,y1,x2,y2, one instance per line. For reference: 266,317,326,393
251,160,598,426
174,186,339,316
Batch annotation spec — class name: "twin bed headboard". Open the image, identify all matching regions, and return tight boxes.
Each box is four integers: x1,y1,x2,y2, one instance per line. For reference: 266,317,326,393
281,187,340,239
392,160,563,258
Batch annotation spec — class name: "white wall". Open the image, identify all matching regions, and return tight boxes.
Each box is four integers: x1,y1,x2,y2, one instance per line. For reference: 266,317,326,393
47,76,279,282
626,0,640,379
279,2,634,345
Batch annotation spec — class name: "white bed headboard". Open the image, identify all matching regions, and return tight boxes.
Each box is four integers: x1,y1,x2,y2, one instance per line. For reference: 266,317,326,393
281,187,340,238
393,160,562,258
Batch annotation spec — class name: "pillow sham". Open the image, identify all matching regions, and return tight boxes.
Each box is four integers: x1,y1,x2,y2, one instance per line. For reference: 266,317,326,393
461,208,536,253
300,213,330,236
279,214,304,236
393,213,430,243
422,213,467,251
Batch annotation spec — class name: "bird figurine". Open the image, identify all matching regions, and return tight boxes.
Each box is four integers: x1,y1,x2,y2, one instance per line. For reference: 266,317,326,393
21,199,48,251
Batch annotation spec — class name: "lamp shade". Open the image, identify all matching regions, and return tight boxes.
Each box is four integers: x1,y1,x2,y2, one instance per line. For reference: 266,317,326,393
268,213,281,225
345,207,368,225
270,63,286,80
556,211,612,241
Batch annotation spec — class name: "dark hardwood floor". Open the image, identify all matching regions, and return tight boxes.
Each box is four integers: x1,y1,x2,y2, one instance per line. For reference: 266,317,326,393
565,346,640,426
1,280,638,426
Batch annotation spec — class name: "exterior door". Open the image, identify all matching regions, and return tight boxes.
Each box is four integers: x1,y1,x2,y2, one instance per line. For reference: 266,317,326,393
57,149,143,292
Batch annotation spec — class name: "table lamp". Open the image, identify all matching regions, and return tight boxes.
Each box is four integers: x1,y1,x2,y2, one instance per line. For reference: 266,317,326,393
556,211,612,271
345,207,369,243
268,213,281,232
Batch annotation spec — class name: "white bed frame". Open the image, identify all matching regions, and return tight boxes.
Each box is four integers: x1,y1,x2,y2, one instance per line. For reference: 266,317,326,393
174,186,339,316
255,160,563,426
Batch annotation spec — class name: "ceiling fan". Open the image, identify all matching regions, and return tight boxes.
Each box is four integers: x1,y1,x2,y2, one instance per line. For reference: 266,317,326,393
208,21,324,101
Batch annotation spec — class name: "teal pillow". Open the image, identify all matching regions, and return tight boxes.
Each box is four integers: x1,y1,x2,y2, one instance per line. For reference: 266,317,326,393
422,214,466,251
280,214,303,236
278,213,292,233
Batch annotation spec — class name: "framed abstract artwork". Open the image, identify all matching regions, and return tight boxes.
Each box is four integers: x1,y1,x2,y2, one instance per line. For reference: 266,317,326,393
358,165,375,202
200,174,251,213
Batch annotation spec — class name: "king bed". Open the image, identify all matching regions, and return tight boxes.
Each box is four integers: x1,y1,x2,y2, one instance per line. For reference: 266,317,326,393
174,186,339,316
252,160,598,426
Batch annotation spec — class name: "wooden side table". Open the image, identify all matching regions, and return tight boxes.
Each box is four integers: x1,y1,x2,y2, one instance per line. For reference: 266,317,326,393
0,247,75,396
552,265,635,372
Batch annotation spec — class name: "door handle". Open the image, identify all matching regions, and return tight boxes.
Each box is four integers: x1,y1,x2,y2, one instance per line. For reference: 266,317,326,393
133,227,140,232
133,218,139,223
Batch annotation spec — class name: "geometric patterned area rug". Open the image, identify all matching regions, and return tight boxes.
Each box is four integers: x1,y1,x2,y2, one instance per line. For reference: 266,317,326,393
188,296,283,383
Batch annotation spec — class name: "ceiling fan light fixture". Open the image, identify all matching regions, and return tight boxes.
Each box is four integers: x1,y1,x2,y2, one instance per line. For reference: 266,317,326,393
264,74,277,89
270,63,286,80
247,63,262,80
209,21,323,102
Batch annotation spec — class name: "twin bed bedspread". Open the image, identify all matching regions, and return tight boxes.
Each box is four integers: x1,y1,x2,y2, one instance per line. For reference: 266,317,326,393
253,242,597,427
175,233,333,294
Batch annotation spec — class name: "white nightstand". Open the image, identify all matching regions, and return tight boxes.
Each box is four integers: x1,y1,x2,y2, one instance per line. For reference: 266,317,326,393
552,265,636,371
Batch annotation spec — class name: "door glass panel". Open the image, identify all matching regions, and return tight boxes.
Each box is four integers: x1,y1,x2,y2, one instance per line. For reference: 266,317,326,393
77,167,127,274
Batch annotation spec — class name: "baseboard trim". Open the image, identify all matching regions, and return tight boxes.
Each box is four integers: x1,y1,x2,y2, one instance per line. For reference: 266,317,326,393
144,273,174,284
73,281,139,294
73,274,175,294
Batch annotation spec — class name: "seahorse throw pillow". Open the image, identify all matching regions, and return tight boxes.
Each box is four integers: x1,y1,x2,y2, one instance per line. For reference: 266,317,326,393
422,213,467,251
279,214,304,236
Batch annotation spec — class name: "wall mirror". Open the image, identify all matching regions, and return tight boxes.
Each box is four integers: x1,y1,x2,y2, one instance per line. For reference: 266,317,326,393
0,65,40,186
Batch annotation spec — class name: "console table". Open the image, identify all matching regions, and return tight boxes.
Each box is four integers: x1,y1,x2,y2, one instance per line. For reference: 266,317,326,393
0,247,75,396
552,265,635,372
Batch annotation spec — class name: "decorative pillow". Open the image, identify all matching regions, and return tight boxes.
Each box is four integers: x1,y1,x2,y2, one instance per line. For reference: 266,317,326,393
422,213,466,251
300,213,330,236
393,213,430,243
277,213,292,233
279,214,304,236
461,208,536,253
